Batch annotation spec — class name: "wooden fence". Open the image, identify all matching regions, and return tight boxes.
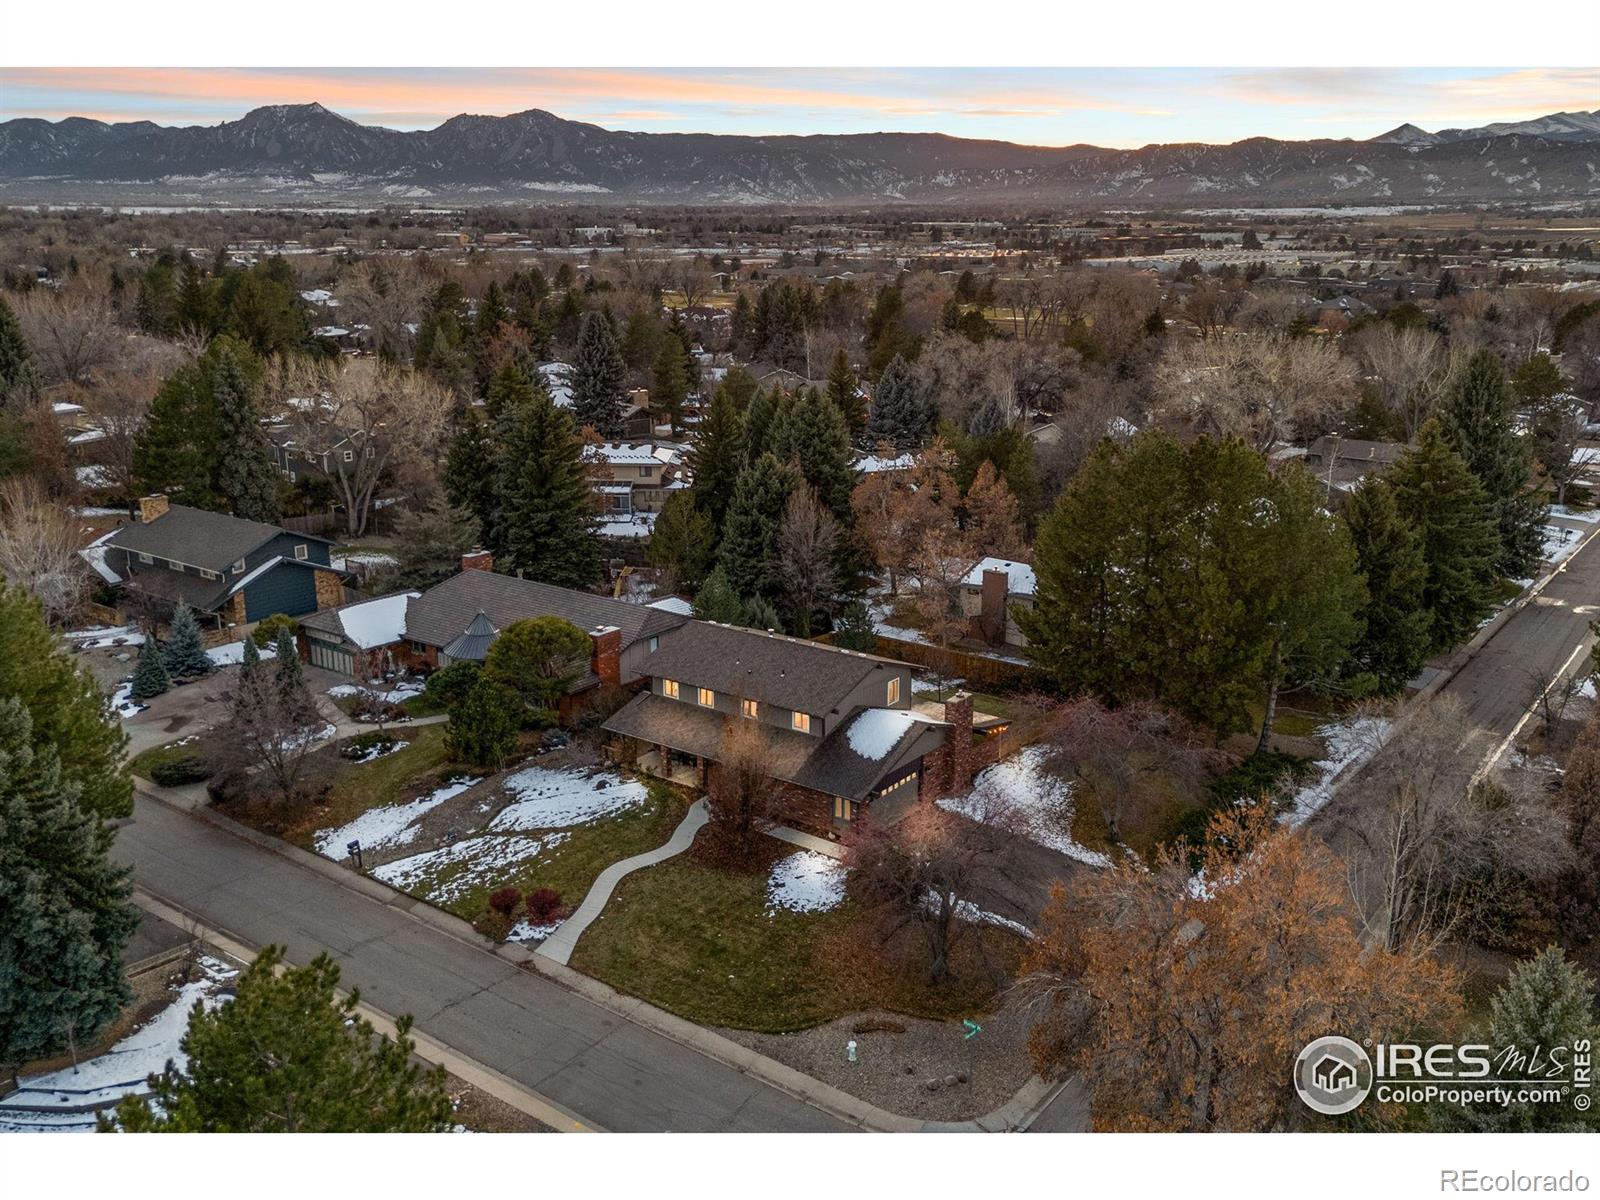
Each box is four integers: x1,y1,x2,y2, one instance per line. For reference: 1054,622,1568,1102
870,633,1043,690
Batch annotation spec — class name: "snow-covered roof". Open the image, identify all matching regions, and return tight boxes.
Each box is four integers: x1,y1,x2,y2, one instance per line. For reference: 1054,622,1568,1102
313,326,351,339
335,591,420,650
857,452,915,473
52,401,86,414
844,708,941,761
961,557,1037,596
648,596,693,615
539,362,574,408
300,288,334,303
78,528,122,585
588,442,663,465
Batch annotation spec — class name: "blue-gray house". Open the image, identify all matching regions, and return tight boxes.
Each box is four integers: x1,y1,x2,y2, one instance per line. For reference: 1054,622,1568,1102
100,495,345,627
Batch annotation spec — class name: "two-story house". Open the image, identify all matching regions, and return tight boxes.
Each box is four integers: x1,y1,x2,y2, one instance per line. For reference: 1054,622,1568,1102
99,496,343,626
603,621,976,832
583,441,689,518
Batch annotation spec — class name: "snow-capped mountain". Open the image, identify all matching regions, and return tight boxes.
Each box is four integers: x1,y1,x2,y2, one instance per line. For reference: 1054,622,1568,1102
2,102,1598,205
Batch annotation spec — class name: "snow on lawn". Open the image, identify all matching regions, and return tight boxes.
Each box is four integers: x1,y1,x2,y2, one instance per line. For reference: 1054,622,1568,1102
765,851,848,915
950,897,1032,938
506,918,564,943
845,708,929,760
912,675,963,696
65,625,145,649
346,739,409,764
331,551,399,571
327,678,424,704
1542,525,1586,565
1550,505,1600,524
1286,715,1391,826
372,831,569,904
109,681,146,720
489,766,648,832
205,640,278,667
939,746,1111,868
0,956,237,1133
313,775,480,859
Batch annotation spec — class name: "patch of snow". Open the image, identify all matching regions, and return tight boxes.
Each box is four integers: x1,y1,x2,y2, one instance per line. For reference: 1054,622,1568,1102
1549,505,1600,524
845,708,930,760
65,625,144,649
506,918,564,943
326,677,424,704
313,774,480,858
204,640,278,667
108,680,146,720
912,675,962,696
950,897,1032,938
330,551,400,571
372,831,569,903
940,745,1112,868
1542,524,1586,565
1286,715,1391,825
491,766,648,831
765,851,848,914
346,739,409,764
598,513,657,539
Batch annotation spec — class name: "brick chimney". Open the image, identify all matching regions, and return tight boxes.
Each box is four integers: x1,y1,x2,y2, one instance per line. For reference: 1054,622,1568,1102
139,494,170,524
461,549,493,573
590,625,622,689
978,568,1009,645
944,691,976,794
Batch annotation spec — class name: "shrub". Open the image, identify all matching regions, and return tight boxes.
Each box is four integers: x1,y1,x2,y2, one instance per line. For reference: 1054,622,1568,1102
340,731,399,762
488,887,523,918
1207,750,1311,810
424,660,481,710
445,677,521,768
151,755,214,786
524,887,564,924
251,613,300,649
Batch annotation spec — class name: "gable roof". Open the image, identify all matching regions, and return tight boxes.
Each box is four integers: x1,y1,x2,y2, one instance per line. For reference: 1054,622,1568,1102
402,569,687,653
301,590,420,650
637,620,909,716
105,503,330,573
961,557,1037,596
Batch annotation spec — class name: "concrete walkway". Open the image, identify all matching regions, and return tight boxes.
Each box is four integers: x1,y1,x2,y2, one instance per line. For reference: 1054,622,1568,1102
765,822,847,860
536,799,710,965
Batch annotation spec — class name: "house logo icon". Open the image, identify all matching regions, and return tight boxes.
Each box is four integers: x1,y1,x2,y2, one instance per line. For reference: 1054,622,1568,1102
1294,1036,1373,1115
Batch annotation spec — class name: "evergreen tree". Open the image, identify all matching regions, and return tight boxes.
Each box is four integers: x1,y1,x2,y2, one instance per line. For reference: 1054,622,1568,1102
108,946,451,1132
1438,348,1546,578
686,385,745,541
445,677,521,769
741,386,778,465
832,598,878,651
391,494,481,589
743,595,783,633
650,336,690,433
865,355,936,455
1434,947,1598,1132
1390,421,1501,654
239,634,261,675
271,627,315,719
0,698,136,1084
825,349,866,437
443,408,497,543
0,584,130,820
718,454,800,609
130,639,170,701
569,311,627,437
210,343,279,522
1343,478,1432,695
162,602,213,679
646,491,715,592
692,565,745,625
1512,352,1566,409
0,295,33,400
768,386,858,525
484,616,592,720
490,365,599,588
132,351,226,509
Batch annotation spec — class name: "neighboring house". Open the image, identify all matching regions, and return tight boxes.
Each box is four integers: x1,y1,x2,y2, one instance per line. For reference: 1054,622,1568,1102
98,496,342,626
958,557,1037,649
583,441,690,517
265,422,385,486
300,551,691,721
603,621,977,832
1302,436,1406,494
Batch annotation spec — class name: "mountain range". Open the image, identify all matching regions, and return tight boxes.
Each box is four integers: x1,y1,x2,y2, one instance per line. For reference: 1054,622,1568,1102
2,102,1598,207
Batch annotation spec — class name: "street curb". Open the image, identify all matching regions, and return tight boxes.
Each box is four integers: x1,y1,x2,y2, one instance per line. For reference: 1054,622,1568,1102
130,779,1079,1132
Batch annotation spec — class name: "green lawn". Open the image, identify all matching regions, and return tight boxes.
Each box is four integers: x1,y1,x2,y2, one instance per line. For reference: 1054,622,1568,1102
915,683,1021,721
570,836,1019,1032
285,724,454,846
127,736,211,781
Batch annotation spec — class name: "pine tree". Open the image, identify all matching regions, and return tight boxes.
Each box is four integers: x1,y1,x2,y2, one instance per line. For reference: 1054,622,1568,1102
272,627,309,703
646,491,715,592
718,453,800,609
445,677,521,769
131,639,170,700
570,311,627,437
210,342,279,522
1343,478,1432,695
825,349,865,437
491,364,599,588
163,602,213,679
108,946,451,1132
865,355,936,455
741,386,778,466
0,294,33,400
743,595,782,633
239,634,261,675
768,386,857,525
1438,348,1546,578
1512,352,1566,409
1390,421,1500,654
692,565,745,625
1434,947,1599,1132
0,698,136,1082
651,337,690,433
132,354,224,509
686,385,745,542
443,407,497,544
832,598,878,651
0,583,130,820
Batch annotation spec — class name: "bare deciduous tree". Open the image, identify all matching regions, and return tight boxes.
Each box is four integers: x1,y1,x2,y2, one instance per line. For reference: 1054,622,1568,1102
340,259,432,361
1353,323,1451,440
775,485,838,638
0,477,87,624
12,287,121,386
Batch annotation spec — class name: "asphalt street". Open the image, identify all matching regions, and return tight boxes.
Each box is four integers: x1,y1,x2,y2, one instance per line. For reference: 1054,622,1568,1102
113,794,850,1133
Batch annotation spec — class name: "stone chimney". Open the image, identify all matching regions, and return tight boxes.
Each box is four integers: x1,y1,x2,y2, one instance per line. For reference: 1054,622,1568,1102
944,691,976,794
978,568,1009,645
461,549,493,573
590,625,622,689
139,494,170,524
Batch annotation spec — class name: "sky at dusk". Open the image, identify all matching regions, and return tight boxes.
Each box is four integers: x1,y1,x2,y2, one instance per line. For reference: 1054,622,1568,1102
2,67,1596,147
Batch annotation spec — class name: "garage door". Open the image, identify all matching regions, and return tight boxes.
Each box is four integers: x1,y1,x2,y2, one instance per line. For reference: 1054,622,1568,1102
307,637,354,676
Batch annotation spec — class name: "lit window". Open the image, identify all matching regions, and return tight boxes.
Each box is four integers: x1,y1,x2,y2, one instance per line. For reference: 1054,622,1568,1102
792,711,811,734
662,679,679,699
741,698,758,719
294,544,308,560
833,796,854,821
698,687,715,708
886,676,901,706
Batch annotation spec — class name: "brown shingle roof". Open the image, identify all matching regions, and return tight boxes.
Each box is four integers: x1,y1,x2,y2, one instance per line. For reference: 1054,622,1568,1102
402,570,686,652
105,504,329,573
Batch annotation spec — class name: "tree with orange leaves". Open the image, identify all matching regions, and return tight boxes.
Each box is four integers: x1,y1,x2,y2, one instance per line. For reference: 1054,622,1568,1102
1018,805,1459,1131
